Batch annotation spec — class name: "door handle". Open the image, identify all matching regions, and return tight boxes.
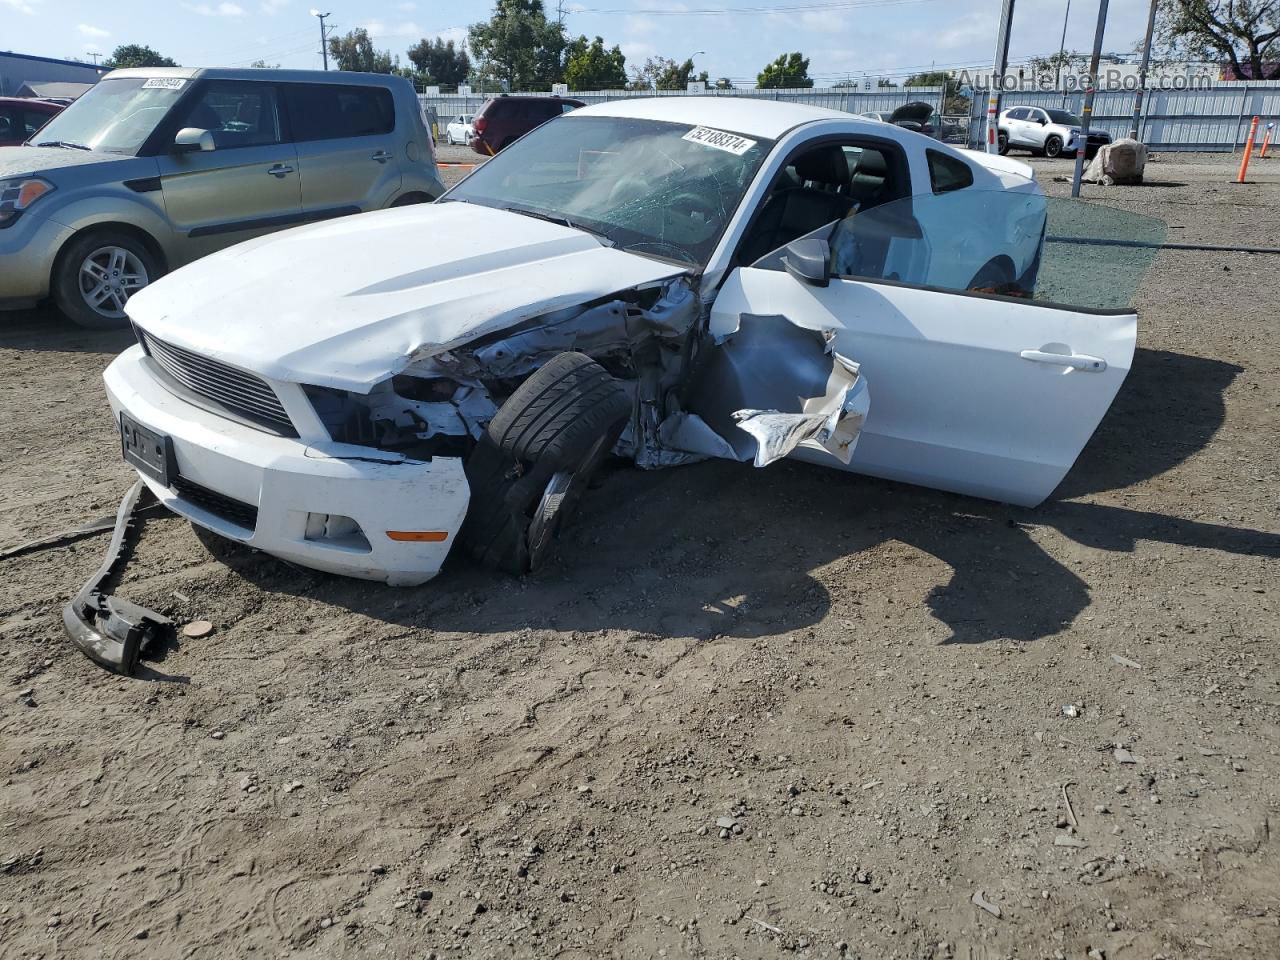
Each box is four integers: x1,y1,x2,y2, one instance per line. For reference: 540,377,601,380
1020,349,1107,372
371,150,392,163
267,163,294,177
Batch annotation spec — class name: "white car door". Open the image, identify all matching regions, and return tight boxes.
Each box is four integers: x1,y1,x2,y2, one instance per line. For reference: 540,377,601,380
1026,109,1051,149
1006,108,1031,146
710,269,1132,506
710,183,1149,507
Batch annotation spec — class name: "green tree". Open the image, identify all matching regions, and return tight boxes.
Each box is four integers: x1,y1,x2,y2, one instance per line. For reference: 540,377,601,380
248,59,280,69
628,56,707,91
905,69,967,113
563,35,627,89
328,28,397,74
1152,0,1279,79
102,44,178,69
407,37,472,88
468,0,566,90
757,52,812,88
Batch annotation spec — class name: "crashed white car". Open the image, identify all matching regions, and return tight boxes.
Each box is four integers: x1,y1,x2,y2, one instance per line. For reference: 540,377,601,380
104,98,1143,586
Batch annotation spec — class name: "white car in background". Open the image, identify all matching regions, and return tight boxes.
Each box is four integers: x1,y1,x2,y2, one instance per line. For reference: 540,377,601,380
101,97,1152,593
445,113,474,145
999,105,1113,158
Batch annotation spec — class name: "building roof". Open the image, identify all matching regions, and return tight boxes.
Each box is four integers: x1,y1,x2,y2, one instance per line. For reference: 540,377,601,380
16,81,94,99
0,50,108,73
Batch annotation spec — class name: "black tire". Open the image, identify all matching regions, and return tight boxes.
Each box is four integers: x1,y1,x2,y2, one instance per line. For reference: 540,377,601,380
459,352,630,575
997,131,1010,155
967,258,1015,292
391,192,430,207
1044,135,1064,159
53,230,160,330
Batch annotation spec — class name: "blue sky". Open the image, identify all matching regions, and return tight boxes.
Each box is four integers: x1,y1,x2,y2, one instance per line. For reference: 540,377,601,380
7,0,1154,86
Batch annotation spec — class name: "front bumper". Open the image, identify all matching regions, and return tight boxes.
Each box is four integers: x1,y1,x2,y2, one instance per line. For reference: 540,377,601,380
104,345,470,586
0,210,73,304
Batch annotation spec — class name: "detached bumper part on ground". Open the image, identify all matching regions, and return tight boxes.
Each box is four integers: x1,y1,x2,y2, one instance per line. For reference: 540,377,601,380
62,479,172,674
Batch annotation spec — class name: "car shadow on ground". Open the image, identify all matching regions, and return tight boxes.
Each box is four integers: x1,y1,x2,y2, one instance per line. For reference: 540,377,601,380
0,306,134,354
192,346,1275,650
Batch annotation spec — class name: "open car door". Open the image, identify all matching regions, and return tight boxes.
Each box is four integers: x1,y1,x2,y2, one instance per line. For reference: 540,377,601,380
710,191,1165,507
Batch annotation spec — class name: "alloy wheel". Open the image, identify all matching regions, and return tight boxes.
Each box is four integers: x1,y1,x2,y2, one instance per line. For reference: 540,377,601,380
78,245,149,320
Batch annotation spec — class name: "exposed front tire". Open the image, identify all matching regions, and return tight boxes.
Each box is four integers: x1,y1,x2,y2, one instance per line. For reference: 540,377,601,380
459,352,631,575
53,230,159,330
1044,135,1064,159
997,131,1009,155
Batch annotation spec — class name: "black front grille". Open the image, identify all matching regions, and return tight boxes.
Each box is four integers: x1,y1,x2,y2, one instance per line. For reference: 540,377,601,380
171,476,258,531
137,328,294,434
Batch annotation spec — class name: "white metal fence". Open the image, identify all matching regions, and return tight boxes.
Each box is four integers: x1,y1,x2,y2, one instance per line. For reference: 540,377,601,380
421,86,945,124
423,82,1280,153
964,83,1280,152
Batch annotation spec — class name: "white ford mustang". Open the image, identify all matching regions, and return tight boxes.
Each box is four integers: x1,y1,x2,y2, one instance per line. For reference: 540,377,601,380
103,97,1147,586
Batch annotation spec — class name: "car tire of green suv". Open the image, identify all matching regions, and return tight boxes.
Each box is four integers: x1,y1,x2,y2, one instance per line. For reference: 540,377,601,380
53,230,161,330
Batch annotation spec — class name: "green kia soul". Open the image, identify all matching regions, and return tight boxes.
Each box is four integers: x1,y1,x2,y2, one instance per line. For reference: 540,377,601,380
0,67,444,328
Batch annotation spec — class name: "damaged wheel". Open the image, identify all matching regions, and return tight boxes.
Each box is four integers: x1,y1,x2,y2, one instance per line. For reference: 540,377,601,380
459,352,630,575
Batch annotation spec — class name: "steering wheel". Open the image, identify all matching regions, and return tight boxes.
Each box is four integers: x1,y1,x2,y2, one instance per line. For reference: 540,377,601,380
667,191,720,223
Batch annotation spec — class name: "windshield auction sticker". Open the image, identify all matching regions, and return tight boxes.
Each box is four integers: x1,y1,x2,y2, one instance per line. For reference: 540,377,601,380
682,126,757,155
141,78,186,90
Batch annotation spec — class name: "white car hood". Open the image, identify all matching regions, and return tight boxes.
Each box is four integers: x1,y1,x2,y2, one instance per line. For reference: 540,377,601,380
126,202,686,392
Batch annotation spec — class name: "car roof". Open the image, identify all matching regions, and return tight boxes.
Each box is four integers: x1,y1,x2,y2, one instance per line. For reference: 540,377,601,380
572,96,877,140
102,66,407,88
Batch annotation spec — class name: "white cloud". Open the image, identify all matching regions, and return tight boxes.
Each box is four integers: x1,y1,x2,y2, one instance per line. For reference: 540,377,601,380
397,0,416,9
261,0,288,12
936,12,994,51
185,1,246,16
432,26,469,47
363,19,422,38
77,23,110,38
2,0,38,13
620,41,655,64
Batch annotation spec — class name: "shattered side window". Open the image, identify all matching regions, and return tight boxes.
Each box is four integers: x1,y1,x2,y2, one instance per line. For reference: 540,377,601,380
800,190,1164,312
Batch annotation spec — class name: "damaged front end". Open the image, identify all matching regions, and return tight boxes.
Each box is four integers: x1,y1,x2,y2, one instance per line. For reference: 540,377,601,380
300,272,868,475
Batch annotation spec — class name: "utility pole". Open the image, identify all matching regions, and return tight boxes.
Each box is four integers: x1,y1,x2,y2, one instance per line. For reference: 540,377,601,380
1055,0,1071,90
1071,0,1109,197
86,51,101,65
311,9,331,71
986,0,1016,153
1129,0,1158,140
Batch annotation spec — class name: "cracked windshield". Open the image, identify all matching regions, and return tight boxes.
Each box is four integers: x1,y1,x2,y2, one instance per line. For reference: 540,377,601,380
445,115,773,265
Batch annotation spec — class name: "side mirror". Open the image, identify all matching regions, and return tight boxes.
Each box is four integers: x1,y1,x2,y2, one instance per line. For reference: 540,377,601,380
172,127,215,154
783,238,831,288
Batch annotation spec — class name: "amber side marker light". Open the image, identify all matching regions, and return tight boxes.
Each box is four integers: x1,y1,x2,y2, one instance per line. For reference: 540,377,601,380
386,531,449,542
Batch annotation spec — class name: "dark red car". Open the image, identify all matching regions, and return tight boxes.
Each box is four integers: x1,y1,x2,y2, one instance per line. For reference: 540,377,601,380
0,97,63,147
470,95,585,156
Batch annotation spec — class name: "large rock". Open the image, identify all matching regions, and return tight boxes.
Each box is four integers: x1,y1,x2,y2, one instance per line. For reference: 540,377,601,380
1083,138,1148,185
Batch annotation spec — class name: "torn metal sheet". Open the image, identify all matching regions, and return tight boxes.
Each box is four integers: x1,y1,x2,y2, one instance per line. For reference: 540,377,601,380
62,479,172,675
684,314,870,468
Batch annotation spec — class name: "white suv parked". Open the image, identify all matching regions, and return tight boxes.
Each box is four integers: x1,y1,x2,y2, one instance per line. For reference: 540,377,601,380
998,106,1112,159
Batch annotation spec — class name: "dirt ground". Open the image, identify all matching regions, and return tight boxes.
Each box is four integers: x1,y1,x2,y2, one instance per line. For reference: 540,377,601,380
1,151,1277,960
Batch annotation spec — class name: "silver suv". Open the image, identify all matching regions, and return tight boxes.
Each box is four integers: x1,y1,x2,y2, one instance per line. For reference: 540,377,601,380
0,67,443,328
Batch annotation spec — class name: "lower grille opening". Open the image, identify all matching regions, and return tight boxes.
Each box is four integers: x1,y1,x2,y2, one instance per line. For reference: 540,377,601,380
171,476,259,532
